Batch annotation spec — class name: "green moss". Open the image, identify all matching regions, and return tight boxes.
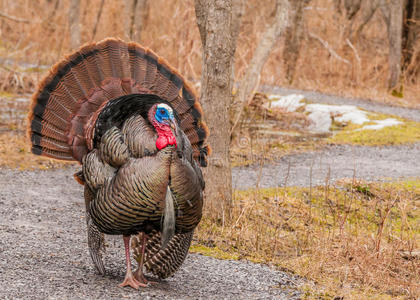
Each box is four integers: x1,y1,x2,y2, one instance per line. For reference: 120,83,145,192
391,85,404,98
189,244,240,260
329,120,420,146
0,91,15,98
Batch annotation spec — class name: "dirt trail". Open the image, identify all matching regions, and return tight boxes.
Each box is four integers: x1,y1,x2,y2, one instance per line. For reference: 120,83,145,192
0,168,303,300
233,143,420,189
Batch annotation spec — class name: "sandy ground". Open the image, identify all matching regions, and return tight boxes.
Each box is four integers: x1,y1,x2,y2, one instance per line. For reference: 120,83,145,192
0,168,303,300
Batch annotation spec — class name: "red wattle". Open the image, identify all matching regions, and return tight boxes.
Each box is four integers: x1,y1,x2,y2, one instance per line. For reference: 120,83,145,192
156,136,168,150
156,133,177,150
152,119,177,150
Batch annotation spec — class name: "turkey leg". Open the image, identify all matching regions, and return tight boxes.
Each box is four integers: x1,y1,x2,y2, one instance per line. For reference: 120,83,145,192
119,235,147,289
134,232,157,285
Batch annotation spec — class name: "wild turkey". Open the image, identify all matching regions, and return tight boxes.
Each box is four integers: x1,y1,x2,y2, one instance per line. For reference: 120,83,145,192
27,38,209,289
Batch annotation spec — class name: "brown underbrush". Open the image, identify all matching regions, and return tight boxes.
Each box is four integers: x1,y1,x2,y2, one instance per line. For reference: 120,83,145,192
194,180,420,299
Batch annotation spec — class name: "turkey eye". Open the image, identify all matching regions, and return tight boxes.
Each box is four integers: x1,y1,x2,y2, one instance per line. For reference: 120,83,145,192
160,109,166,115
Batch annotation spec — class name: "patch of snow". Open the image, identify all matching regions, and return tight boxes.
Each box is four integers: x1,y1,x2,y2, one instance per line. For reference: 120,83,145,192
335,111,369,125
359,118,402,130
269,94,305,112
307,110,332,133
265,94,405,134
304,103,373,133
305,104,370,125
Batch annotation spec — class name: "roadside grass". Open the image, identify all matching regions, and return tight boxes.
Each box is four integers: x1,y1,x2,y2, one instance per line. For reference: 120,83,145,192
329,113,420,146
0,131,74,169
194,180,420,299
0,95,75,169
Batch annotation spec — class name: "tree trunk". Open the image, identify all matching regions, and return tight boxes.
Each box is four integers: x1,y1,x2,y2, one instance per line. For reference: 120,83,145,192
344,0,362,19
230,0,245,83
69,0,81,49
402,0,420,77
231,0,289,134
123,0,149,42
194,0,240,217
353,0,380,39
387,0,403,90
283,0,310,84
91,0,105,40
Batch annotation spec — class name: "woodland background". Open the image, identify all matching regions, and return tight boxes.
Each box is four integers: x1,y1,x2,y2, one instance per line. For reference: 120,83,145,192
0,0,419,299
0,0,419,106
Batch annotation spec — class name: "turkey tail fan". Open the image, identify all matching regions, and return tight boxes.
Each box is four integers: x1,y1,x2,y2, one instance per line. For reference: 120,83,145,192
133,229,194,279
28,38,210,166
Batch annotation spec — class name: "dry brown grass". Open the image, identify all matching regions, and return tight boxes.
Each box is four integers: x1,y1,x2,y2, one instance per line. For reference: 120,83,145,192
0,0,418,106
195,180,420,299
0,94,75,169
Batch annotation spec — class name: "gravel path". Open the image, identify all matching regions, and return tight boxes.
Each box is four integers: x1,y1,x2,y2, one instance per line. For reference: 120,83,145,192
261,86,420,122
233,143,420,189
0,143,418,298
0,169,303,300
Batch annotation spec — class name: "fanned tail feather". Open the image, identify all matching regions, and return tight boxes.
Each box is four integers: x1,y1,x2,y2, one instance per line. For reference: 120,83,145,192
28,38,210,166
133,230,194,279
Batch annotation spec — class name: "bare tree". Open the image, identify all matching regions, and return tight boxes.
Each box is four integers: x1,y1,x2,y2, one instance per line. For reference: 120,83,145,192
337,0,381,39
402,0,420,77
381,0,404,90
335,0,362,20
231,0,289,134
69,0,81,49
92,0,105,40
194,0,242,215
123,0,149,42
0,11,31,23
352,0,381,38
283,0,310,84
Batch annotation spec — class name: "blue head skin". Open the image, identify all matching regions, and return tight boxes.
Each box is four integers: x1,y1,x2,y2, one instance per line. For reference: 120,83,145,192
154,103,175,127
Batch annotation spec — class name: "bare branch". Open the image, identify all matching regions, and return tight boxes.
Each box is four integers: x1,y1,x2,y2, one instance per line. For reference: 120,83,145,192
346,38,361,68
0,11,31,23
231,0,290,134
353,0,380,38
308,32,351,65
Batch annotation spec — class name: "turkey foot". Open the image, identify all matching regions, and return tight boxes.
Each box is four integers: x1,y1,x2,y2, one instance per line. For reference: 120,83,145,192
119,235,147,289
133,232,158,285
133,268,158,285
119,272,146,289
